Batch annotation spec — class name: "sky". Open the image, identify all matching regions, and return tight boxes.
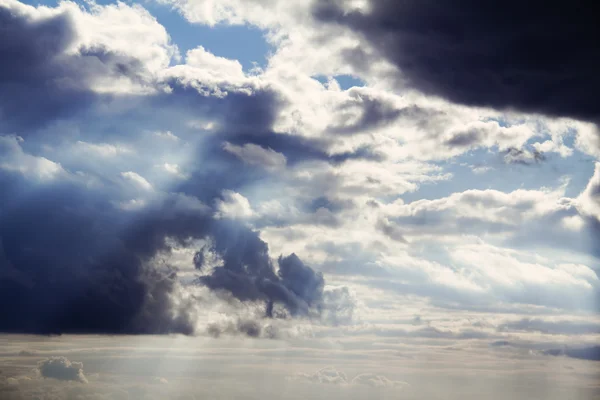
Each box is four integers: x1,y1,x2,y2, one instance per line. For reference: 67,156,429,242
0,0,599,399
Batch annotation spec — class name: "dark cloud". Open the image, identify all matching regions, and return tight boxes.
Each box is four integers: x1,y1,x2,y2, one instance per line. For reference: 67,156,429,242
0,180,208,334
199,247,325,318
328,90,402,135
17,350,38,357
314,0,600,123
37,357,87,383
0,6,143,133
444,129,484,149
489,340,512,347
0,112,339,335
503,147,546,165
306,196,353,214
220,129,383,167
0,78,340,335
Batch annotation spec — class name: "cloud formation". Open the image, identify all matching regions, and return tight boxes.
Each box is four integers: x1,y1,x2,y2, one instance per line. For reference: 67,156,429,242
292,368,408,388
37,357,87,383
314,0,600,124
0,0,599,347
0,0,355,335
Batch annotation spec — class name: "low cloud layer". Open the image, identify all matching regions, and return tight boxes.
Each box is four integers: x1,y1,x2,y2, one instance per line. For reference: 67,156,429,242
292,368,408,388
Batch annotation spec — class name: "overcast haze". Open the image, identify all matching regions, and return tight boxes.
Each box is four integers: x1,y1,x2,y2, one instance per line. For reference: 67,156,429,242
0,0,599,398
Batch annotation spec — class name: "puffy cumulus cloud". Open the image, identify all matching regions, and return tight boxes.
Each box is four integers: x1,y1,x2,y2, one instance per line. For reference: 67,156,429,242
314,0,600,125
184,46,245,81
0,0,172,133
270,81,574,165
215,190,255,219
160,0,374,93
198,241,327,318
258,176,600,314
70,1,176,74
37,357,88,383
381,185,572,238
374,177,600,263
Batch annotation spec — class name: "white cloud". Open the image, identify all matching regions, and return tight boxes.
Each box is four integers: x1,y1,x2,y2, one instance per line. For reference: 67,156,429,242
7,0,177,94
162,163,188,179
561,215,585,231
153,131,180,141
70,0,177,76
0,135,65,181
114,198,148,211
215,190,255,219
75,141,132,157
121,171,153,191
185,46,245,80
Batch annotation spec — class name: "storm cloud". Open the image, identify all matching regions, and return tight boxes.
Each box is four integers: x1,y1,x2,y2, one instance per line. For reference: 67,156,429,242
314,0,600,124
0,5,145,132
0,1,343,335
199,237,325,318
